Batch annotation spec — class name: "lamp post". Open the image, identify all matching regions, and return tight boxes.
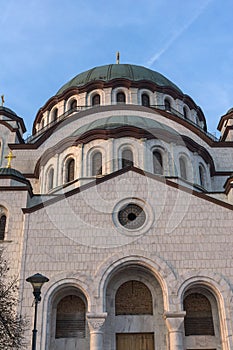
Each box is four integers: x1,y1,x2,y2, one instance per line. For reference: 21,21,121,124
26,273,49,350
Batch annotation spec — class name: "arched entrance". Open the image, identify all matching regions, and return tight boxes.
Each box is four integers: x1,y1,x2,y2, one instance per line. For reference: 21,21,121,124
104,265,167,350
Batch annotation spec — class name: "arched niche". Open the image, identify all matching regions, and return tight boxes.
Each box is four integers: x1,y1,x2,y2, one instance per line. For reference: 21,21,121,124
48,286,90,350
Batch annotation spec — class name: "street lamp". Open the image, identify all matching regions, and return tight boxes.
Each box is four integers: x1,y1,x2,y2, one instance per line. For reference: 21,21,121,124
26,273,49,350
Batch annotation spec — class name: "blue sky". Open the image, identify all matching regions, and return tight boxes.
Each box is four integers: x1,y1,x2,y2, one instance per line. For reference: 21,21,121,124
0,0,233,137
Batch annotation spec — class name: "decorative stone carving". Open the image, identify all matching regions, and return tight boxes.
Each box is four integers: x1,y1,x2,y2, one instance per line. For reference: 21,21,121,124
86,313,107,332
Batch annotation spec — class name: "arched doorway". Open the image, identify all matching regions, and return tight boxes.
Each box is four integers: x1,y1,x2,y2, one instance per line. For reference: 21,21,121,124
105,265,166,350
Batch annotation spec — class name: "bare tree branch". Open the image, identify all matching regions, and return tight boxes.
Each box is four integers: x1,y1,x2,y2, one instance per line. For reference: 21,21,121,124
0,249,28,349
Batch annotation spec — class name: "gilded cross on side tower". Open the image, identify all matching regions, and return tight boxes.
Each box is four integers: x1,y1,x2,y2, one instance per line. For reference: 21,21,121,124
5,151,16,168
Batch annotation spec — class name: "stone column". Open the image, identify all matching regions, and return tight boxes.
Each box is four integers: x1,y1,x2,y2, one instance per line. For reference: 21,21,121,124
164,311,186,350
86,312,107,350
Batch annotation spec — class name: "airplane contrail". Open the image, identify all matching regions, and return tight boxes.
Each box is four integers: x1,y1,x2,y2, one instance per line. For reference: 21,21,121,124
146,0,213,67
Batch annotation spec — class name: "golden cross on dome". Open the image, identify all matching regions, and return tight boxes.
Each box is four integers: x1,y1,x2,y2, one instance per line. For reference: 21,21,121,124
5,151,16,168
1,95,4,106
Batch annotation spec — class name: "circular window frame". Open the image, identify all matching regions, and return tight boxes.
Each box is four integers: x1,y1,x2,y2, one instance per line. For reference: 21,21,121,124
118,203,146,230
113,198,154,236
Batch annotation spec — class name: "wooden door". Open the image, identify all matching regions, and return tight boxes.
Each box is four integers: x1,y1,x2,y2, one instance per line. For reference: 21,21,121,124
116,333,154,350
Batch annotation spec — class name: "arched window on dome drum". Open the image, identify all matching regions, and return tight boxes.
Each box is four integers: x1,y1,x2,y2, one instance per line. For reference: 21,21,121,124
117,92,126,104
52,108,58,122
66,158,75,183
199,164,206,188
115,280,153,315
47,167,54,191
92,94,100,106
153,150,163,175
92,152,102,176
184,293,215,336
122,149,133,168
70,99,77,110
183,106,188,119
55,295,86,339
142,93,150,107
179,157,187,180
0,214,6,240
164,99,171,111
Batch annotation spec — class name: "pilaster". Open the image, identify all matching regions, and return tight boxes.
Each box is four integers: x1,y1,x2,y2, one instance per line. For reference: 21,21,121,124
164,311,186,350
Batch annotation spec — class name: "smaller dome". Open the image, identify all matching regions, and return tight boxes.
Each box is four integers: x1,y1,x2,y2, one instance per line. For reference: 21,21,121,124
71,115,179,137
0,106,26,134
0,167,26,180
0,106,17,116
226,107,233,114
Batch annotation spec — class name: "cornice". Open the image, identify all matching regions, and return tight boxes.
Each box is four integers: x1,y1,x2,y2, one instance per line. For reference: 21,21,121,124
32,125,216,178
22,166,233,214
11,105,220,152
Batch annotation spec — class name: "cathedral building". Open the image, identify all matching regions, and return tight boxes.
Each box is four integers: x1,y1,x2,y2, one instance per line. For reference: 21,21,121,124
0,62,232,350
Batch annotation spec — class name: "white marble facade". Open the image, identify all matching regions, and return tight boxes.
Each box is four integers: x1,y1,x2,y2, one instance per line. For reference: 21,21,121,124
0,63,232,350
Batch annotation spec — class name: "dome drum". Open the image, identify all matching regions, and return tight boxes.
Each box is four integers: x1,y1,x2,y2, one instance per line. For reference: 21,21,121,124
33,64,207,136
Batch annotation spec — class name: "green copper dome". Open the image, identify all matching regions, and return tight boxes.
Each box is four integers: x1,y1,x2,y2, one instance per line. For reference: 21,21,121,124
226,107,233,114
0,106,17,116
0,167,26,180
57,64,182,95
71,115,179,137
